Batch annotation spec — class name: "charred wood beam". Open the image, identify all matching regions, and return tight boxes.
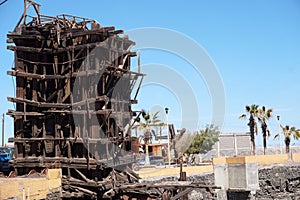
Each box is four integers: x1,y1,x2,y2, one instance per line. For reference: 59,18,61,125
68,185,97,197
8,67,144,80
8,97,71,108
7,110,44,116
44,110,112,115
7,26,118,38
170,188,193,200
8,96,111,109
7,41,133,54
9,137,114,143
118,182,221,190
62,177,113,190
12,156,134,169
74,168,94,183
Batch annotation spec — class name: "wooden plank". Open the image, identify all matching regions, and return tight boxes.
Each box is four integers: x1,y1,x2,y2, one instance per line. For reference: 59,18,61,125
170,188,193,200
7,97,71,108
6,111,44,116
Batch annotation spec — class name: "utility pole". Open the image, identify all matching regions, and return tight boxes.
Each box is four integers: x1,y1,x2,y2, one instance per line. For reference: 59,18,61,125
2,113,4,147
165,108,171,166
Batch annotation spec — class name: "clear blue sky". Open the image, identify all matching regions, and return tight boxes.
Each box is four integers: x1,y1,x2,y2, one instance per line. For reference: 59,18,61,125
0,0,300,147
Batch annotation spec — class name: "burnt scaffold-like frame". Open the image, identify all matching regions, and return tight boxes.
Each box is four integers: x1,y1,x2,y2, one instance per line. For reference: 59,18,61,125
6,0,145,198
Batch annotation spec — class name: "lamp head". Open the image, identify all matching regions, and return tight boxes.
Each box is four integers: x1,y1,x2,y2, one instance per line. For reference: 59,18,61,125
165,107,169,114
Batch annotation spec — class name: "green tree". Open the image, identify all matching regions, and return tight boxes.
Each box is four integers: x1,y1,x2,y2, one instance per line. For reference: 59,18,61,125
274,125,300,153
187,125,220,154
257,106,273,155
239,104,259,155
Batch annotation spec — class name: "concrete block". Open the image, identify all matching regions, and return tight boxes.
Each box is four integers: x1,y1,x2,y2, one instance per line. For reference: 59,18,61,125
214,164,228,189
214,162,259,193
228,164,247,189
228,163,259,191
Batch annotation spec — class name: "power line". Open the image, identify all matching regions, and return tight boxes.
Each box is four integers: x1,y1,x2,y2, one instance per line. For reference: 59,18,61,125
0,0,8,6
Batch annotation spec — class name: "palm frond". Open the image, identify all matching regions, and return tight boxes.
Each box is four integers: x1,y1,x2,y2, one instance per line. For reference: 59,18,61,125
266,109,273,119
293,128,300,140
152,111,161,124
280,124,284,129
267,129,271,137
141,109,147,116
246,106,250,112
152,111,160,120
257,117,262,122
274,133,280,139
135,117,141,123
239,114,246,119
157,122,165,126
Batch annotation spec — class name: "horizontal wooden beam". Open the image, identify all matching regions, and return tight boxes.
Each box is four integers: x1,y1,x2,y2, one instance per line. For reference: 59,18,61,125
7,110,44,116
8,97,71,109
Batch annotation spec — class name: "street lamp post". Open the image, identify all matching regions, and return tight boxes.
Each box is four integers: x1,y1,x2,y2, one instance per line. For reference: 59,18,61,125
2,113,4,147
277,116,283,154
165,108,171,166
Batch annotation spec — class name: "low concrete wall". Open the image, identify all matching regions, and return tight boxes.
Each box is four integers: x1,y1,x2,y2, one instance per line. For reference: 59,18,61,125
0,169,61,200
139,155,290,179
245,154,288,165
137,165,213,179
213,154,288,165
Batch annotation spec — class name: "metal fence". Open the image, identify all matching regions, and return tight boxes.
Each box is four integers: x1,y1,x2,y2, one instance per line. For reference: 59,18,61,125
198,133,300,162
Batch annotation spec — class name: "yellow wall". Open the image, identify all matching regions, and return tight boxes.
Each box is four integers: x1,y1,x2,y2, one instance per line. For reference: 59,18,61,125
213,154,288,165
0,169,61,200
137,154,291,179
292,153,300,163
245,154,288,165
212,157,227,165
137,165,213,179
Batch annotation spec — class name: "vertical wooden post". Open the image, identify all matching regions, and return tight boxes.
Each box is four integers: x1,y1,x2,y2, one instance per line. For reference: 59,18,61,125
179,162,188,200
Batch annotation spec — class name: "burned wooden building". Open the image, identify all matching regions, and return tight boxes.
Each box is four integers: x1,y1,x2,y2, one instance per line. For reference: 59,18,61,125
6,0,145,198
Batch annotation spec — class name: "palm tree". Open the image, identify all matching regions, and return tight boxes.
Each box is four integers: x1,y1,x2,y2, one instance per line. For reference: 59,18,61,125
257,106,273,155
274,125,300,153
136,110,161,164
239,104,259,155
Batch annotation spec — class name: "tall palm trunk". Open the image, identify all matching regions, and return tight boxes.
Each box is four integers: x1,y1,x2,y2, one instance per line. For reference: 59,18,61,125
263,134,267,155
144,130,150,165
262,123,267,155
252,140,256,155
145,142,150,164
248,115,256,155
285,137,290,154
